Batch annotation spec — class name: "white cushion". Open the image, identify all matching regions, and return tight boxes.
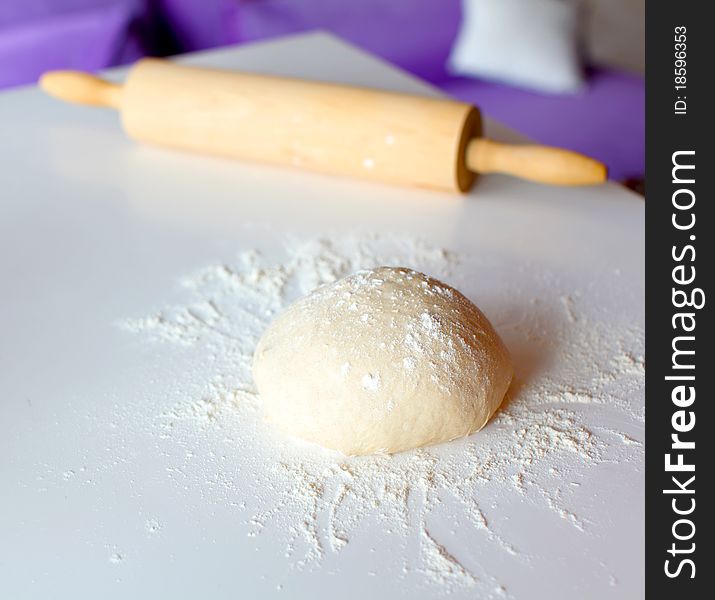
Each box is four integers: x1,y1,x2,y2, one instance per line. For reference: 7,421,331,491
448,0,584,94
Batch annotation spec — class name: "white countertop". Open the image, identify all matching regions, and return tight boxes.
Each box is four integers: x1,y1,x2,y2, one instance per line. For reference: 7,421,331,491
0,32,644,599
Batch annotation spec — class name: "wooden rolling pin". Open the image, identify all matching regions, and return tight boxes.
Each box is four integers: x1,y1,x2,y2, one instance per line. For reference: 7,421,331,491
40,59,607,192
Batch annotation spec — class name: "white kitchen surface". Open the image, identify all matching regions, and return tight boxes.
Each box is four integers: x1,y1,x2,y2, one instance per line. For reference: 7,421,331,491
0,32,644,599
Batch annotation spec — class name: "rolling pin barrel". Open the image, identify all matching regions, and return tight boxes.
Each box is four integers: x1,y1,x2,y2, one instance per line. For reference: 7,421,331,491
40,59,607,192
120,59,481,192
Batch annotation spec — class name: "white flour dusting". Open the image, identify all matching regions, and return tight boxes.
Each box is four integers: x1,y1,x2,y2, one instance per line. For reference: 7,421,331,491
120,233,644,597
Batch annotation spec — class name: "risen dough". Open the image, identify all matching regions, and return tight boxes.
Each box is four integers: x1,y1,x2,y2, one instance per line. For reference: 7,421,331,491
252,267,513,455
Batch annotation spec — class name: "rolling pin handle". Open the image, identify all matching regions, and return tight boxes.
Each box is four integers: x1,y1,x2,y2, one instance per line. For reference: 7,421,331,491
466,138,607,186
39,71,123,110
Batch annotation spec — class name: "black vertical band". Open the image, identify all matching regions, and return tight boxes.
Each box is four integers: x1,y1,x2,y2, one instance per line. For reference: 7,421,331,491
645,1,711,596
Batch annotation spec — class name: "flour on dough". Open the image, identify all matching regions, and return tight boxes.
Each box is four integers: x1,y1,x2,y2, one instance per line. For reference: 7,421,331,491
252,267,513,455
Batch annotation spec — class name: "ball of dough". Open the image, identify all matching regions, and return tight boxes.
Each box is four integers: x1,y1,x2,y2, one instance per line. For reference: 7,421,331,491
252,267,513,455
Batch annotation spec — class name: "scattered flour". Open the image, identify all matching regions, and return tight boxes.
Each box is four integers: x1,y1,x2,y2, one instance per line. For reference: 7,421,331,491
145,519,161,535
118,233,644,597
361,373,381,393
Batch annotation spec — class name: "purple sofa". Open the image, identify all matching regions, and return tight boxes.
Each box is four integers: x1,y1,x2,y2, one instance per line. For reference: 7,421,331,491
0,0,644,181
0,0,148,89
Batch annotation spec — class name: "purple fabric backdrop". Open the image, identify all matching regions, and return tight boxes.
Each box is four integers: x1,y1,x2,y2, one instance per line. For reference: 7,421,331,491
231,0,463,84
0,0,148,89
154,0,240,52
